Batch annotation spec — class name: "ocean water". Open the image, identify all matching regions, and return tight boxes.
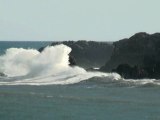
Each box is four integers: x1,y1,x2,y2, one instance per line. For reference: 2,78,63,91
0,41,160,120
0,41,53,55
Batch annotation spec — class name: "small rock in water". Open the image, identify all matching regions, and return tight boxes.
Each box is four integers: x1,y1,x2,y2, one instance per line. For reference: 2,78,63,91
0,72,7,77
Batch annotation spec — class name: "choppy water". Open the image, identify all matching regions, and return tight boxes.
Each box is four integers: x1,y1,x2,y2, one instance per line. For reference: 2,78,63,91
0,41,160,120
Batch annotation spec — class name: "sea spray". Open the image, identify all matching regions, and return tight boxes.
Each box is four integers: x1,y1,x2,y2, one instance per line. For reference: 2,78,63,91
0,48,39,76
0,44,160,87
0,44,121,85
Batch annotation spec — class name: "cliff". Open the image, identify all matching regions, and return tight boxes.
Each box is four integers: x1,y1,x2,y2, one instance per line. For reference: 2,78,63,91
100,32,160,79
39,40,113,68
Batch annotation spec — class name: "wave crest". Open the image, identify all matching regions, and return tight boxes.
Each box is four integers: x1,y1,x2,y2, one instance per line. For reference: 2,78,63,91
0,44,121,85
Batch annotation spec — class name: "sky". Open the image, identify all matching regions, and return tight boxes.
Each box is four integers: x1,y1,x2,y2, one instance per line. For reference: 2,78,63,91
0,0,160,41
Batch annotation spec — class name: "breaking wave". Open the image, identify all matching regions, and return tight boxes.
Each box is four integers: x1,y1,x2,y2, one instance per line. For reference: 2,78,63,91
0,44,160,87
0,44,120,85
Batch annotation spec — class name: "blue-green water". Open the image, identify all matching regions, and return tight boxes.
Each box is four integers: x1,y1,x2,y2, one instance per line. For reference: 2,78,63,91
0,41,52,55
0,85,160,120
0,41,160,120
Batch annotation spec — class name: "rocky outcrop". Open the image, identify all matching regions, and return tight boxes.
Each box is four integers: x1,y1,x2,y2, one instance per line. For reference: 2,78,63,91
101,32,160,79
112,64,148,79
39,40,113,68
69,55,76,66
0,72,7,77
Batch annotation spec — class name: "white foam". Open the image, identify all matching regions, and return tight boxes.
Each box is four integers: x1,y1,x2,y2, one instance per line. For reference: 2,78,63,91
2,44,159,86
121,79,160,86
0,44,121,85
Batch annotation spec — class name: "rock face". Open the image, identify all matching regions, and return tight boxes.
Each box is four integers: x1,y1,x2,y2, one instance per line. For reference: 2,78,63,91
0,72,7,77
69,55,76,66
39,41,113,68
101,32,160,79
112,64,148,79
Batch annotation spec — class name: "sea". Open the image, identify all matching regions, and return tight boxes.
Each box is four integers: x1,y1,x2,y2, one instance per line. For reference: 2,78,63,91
0,41,160,120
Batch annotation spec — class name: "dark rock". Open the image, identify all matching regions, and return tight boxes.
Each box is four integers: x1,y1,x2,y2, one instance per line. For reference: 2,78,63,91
69,55,76,66
39,40,113,68
100,32,160,79
38,47,44,52
0,72,7,77
112,64,148,79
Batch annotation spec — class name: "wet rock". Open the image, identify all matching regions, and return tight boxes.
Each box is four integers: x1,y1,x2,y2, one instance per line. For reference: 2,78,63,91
39,40,113,68
101,32,160,79
0,72,7,77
